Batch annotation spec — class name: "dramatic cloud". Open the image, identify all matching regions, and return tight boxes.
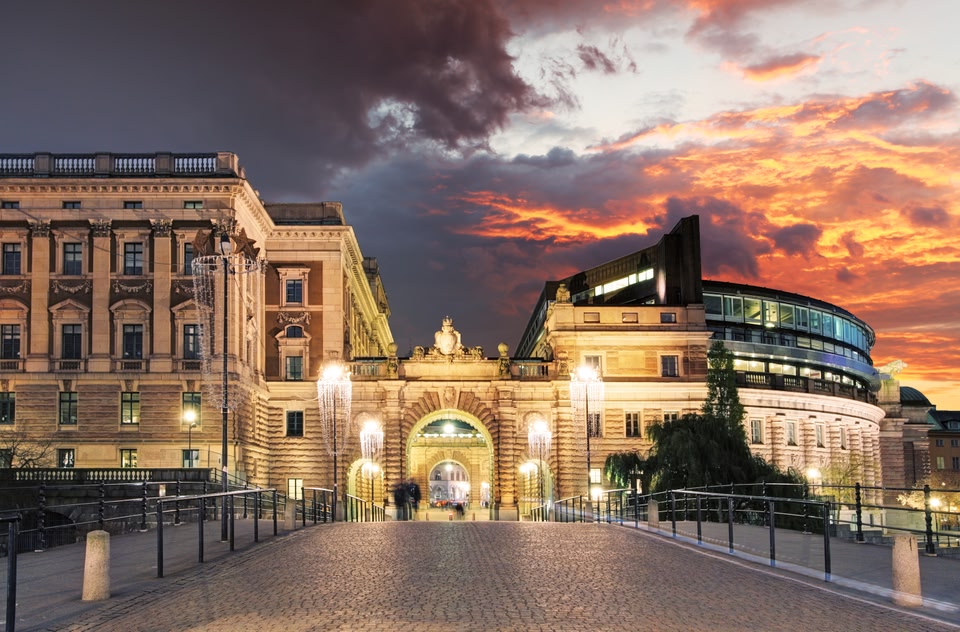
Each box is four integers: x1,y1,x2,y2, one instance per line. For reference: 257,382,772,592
738,53,821,81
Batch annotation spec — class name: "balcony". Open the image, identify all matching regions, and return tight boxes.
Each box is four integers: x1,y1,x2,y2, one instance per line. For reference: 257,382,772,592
116,360,145,372
736,371,874,404
513,361,552,380
180,359,203,372
55,360,84,372
0,359,22,372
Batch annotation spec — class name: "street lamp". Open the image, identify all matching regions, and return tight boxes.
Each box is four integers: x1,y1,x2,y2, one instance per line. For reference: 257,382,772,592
218,232,232,540
528,416,552,519
184,409,197,468
360,417,384,519
317,360,352,522
571,365,604,521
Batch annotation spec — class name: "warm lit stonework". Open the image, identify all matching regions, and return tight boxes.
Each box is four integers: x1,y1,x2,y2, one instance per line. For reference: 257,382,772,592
0,152,916,519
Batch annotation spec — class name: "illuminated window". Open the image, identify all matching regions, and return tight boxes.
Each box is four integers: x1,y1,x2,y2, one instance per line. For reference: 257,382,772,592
0,393,14,424
120,392,140,425
59,392,78,425
815,424,825,448
287,478,304,500
120,449,138,468
58,448,75,468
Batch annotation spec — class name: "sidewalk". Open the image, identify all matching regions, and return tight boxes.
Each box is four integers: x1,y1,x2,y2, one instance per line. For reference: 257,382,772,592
1,516,292,632
635,518,960,617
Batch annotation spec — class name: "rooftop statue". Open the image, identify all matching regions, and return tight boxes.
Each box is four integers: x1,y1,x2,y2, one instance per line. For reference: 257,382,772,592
434,316,464,356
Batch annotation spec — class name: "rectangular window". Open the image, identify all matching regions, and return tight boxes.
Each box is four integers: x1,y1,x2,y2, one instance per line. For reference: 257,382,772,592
953,457,960,471
286,410,304,437
587,412,602,438
183,200,203,209
123,242,144,275
0,201,19,209
286,356,304,381
123,200,143,209
287,478,304,500
660,312,677,323
661,355,679,377
182,392,201,425
936,456,945,470
59,392,78,425
663,411,679,424
750,419,763,444
952,439,959,448
0,393,14,424
0,449,10,468
815,424,825,448
584,355,602,372
120,392,140,425
183,244,194,275
58,448,75,468
122,324,143,359
786,421,797,446
779,304,795,328
822,313,834,339
62,324,82,359
935,439,945,447
285,279,303,304
743,298,762,324
63,243,83,275
2,244,21,275
589,468,602,485
62,201,81,209
839,427,847,450
183,324,199,359
723,296,743,321
625,411,640,438
182,449,199,468
0,324,20,359
120,449,138,468
796,307,809,330
704,294,722,318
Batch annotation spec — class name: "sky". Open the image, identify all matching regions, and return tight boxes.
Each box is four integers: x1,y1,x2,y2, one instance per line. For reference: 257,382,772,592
2,1,958,408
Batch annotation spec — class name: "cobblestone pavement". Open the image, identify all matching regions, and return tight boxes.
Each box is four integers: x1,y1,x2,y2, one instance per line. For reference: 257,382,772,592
37,522,957,632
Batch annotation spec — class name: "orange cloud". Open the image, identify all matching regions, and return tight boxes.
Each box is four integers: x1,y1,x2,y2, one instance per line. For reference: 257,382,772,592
737,52,821,81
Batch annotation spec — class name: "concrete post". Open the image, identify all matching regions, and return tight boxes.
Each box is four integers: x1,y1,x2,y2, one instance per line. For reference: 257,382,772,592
891,534,922,607
284,501,297,531
81,530,110,601
648,499,659,530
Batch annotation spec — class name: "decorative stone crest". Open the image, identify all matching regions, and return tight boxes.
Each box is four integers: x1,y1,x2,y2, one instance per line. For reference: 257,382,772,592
151,219,173,237
89,219,112,238
30,220,51,238
434,316,463,356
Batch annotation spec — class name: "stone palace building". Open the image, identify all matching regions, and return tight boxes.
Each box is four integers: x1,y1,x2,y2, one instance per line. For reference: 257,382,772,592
0,152,917,519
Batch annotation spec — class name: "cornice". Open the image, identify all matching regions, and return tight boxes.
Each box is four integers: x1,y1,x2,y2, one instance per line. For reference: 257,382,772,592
0,182,244,194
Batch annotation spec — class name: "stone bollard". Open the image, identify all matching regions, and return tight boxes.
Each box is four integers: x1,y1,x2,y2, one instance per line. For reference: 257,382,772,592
648,499,659,530
891,534,922,607
284,501,297,530
472,512,476,521
82,530,110,601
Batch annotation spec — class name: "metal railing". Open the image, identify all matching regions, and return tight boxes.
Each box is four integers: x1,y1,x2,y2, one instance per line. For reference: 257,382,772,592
155,488,278,577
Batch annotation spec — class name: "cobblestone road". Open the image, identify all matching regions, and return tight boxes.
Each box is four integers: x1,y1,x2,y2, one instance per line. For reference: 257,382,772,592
49,522,955,632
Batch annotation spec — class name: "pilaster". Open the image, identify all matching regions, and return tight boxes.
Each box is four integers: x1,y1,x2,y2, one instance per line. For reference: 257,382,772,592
89,220,112,372
151,220,173,371
26,221,51,370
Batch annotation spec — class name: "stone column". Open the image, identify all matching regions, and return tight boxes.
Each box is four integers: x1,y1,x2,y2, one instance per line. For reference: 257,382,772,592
88,220,112,372
26,221,51,370
151,220,173,372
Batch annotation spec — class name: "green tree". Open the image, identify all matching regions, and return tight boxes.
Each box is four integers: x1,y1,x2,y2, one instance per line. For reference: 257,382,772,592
641,340,803,496
604,451,644,489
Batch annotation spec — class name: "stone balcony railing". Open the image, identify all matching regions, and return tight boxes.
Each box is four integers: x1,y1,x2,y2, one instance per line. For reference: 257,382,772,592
0,152,242,178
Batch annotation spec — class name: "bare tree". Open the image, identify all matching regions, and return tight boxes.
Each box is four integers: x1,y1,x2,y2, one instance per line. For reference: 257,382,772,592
0,429,55,468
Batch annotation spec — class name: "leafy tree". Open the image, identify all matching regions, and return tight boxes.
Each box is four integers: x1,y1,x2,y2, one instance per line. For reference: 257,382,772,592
604,451,644,489
701,339,745,430
641,340,803,496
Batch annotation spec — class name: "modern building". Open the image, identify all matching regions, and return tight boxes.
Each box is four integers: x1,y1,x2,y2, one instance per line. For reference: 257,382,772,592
0,152,902,518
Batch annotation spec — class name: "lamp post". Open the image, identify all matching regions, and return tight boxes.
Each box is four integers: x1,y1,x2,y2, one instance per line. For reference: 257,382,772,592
571,365,604,521
184,409,197,468
528,416,552,519
360,417,384,520
218,233,232,540
318,361,352,522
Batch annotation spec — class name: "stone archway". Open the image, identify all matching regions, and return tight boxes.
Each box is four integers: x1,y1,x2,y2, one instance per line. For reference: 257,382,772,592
405,409,494,518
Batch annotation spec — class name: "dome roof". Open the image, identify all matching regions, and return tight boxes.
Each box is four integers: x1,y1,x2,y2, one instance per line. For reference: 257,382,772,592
900,385,932,407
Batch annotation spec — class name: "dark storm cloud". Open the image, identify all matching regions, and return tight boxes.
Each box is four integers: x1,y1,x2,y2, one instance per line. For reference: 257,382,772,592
835,266,859,284
770,223,822,256
512,147,578,167
840,232,865,258
904,205,952,228
0,0,545,199
658,196,771,278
